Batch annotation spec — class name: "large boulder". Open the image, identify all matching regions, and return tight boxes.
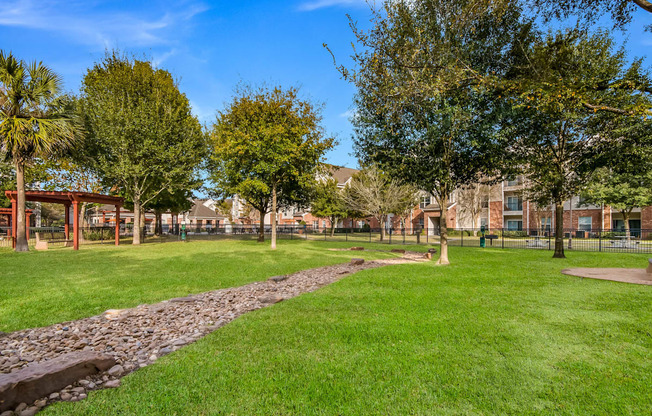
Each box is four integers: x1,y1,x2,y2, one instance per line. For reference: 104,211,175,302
0,351,115,412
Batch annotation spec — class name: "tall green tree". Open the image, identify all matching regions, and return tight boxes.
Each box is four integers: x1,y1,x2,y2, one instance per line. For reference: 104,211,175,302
507,30,652,258
210,86,334,249
0,51,77,251
337,0,527,264
79,52,206,245
310,177,348,237
582,120,652,239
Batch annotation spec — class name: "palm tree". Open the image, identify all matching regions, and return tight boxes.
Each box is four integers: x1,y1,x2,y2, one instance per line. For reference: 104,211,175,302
0,51,77,252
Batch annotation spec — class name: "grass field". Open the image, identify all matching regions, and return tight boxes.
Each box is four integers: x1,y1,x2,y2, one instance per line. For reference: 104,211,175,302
36,245,651,415
0,240,399,332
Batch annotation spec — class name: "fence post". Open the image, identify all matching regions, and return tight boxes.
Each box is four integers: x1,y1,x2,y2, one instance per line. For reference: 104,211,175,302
599,229,602,252
548,231,551,250
461,229,464,247
403,228,405,245
501,229,504,249
426,228,429,244
290,226,293,240
346,227,348,242
389,228,392,244
369,227,372,243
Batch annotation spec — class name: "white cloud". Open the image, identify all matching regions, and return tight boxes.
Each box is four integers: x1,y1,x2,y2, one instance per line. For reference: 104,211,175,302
297,0,369,12
339,109,357,119
0,1,208,49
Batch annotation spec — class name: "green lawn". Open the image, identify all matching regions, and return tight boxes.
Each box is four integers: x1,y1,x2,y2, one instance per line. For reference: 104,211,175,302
0,240,399,332
40,246,651,415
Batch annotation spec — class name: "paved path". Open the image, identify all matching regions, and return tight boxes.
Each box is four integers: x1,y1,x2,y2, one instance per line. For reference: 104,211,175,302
562,268,652,286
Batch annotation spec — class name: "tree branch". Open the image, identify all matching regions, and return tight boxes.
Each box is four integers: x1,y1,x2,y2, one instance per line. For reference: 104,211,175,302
633,0,652,14
581,102,632,115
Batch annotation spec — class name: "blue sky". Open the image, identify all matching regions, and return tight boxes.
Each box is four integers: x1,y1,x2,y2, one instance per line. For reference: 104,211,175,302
1,0,651,169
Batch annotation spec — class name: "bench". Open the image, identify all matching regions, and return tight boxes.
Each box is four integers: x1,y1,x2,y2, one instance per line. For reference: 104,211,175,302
35,232,73,250
485,235,498,246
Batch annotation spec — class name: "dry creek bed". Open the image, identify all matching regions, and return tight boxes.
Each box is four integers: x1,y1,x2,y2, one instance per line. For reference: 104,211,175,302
0,252,426,415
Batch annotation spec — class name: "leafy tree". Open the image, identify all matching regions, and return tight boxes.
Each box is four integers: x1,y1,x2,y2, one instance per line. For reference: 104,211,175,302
310,177,348,236
148,188,195,235
507,30,652,258
582,120,652,239
342,166,416,241
0,51,77,251
337,0,527,264
210,86,333,249
79,52,206,245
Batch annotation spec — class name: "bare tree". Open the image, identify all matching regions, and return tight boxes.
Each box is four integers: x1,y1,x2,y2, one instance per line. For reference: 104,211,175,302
342,166,416,242
456,183,496,235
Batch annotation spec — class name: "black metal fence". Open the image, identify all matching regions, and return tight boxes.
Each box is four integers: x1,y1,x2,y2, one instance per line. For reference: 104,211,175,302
3,224,651,254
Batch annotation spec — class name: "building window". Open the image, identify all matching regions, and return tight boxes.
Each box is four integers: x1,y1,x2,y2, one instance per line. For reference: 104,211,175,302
323,220,327,228
480,218,488,228
578,217,592,231
506,220,522,231
420,196,430,209
313,220,318,229
506,196,523,211
541,217,551,231
481,196,489,208
506,177,520,187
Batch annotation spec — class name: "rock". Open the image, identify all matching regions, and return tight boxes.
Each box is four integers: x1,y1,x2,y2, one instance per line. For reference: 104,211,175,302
0,351,115,412
78,379,90,386
170,339,186,347
103,310,126,321
268,275,288,283
0,411,14,416
104,380,120,388
71,387,85,394
60,392,72,401
258,295,284,304
159,347,172,355
350,247,364,251
169,297,197,303
48,392,59,400
351,258,365,265
149,355,158,361
391,249,405,254
34,399,46,408
15,403,28,412
79,393,87,400
107,364,124,377
20,407,39,416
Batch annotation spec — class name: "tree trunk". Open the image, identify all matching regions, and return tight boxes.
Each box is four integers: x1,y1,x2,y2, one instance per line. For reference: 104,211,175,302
379,217,386,242
14,159,29,252
622,211,631,241
330,216,336,237
271,184,277,250
436,194,450,265
258,209,265,242
553,201,565,258
133,197,142,245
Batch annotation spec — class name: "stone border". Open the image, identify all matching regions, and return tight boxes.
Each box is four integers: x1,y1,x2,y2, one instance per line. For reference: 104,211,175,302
0,253,424,415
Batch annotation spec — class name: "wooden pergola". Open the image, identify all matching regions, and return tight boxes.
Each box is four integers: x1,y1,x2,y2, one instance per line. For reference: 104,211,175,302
4,191,124,251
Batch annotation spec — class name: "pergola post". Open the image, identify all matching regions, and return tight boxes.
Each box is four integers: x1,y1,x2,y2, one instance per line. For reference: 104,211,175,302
64,203,71,240
11,199,17,249
73,201,80,251
115,205,121,246
26,211,31,241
